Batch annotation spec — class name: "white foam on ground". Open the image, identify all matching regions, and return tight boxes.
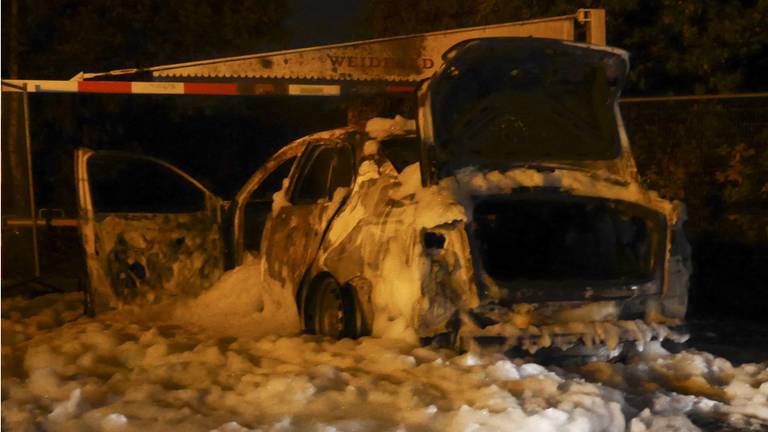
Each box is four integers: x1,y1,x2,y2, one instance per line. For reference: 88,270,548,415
170,254,300,338
3,294,766,431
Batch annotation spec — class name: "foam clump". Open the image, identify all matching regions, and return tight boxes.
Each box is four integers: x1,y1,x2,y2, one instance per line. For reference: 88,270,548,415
3,292,766,431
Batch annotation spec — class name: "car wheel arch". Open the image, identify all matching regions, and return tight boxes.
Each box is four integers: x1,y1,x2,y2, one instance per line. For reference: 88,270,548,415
299,271,372,338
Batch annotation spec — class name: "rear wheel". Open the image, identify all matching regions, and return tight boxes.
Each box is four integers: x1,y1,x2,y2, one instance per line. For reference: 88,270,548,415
305,276,364,339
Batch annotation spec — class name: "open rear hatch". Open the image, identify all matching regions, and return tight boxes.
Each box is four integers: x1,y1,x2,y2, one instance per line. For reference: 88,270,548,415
424,38,629,179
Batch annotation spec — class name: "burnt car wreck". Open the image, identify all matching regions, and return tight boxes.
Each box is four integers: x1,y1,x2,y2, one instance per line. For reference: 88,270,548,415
75,38,690,357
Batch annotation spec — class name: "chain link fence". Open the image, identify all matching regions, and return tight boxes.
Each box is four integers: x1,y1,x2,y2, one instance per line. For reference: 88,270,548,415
621,95,768,320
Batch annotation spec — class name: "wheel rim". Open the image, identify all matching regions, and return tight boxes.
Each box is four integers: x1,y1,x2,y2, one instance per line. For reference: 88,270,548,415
315,278,344,338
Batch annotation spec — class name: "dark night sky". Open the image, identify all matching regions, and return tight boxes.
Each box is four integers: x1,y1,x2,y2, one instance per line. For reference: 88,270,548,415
285,0,367,48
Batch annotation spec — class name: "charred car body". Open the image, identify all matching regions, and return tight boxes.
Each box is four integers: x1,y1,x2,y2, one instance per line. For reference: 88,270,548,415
76,38,690,355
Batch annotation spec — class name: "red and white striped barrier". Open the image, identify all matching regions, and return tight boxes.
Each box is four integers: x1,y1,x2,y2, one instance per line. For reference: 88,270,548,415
1,79,416,96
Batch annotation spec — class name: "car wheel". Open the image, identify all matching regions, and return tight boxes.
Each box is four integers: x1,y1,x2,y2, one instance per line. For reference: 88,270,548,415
306,276,363,339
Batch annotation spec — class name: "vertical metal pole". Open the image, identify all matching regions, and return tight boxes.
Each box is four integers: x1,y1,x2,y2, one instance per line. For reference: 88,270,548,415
22,84,41,277
578,9,607,46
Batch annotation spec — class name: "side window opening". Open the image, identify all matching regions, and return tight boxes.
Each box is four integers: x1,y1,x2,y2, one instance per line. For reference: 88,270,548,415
291,147,335,204
328,146,354,196
290,143,355,205
378,136,421,173
243,157,296,252
87,154,205,213
250,158,295,202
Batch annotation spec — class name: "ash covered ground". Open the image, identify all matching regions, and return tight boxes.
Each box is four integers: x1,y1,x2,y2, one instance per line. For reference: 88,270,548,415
2,263,767,432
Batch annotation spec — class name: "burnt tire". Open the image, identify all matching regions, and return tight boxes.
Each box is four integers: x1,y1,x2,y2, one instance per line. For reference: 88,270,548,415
304,276,364,339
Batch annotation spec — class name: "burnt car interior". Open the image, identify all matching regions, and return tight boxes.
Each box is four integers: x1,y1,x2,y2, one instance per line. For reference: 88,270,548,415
377,136,421,173
472,191,666,300
290,143,354,205
243,157,296,253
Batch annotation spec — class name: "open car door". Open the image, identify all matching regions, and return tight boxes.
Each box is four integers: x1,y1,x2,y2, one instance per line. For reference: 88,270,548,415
75,148,224,312
229,140,305,267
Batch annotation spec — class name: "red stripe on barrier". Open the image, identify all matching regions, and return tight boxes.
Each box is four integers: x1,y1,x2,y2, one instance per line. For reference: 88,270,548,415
78,81,132,93
184,82,239,95
386,85,417,92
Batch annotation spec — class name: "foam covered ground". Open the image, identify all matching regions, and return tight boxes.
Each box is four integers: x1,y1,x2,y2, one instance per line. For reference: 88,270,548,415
3,291,766,432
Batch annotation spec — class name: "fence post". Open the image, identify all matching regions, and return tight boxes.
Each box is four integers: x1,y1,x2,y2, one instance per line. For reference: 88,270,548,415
578,9,606,45
22,85,41,277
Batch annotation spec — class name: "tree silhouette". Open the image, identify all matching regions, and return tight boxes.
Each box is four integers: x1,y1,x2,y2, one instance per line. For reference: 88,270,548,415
2,0,291,79
364,0,768,96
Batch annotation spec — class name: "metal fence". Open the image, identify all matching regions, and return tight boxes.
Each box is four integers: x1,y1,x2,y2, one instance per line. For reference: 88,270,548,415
620,94,768,319
621,94,768,243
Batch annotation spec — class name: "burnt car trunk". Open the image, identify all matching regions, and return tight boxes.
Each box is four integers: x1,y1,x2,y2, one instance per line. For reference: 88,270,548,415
413,38,689,353
469,191,667,305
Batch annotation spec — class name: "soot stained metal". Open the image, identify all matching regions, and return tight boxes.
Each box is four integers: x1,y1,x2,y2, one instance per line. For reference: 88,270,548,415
75,38,690,358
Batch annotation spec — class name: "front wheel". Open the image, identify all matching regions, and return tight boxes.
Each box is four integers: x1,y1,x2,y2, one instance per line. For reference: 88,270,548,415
304,276,365,339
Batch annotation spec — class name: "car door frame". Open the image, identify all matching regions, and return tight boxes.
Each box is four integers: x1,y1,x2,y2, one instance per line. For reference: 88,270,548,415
258,134,358,295
230,140,306,267
75,148,224,312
